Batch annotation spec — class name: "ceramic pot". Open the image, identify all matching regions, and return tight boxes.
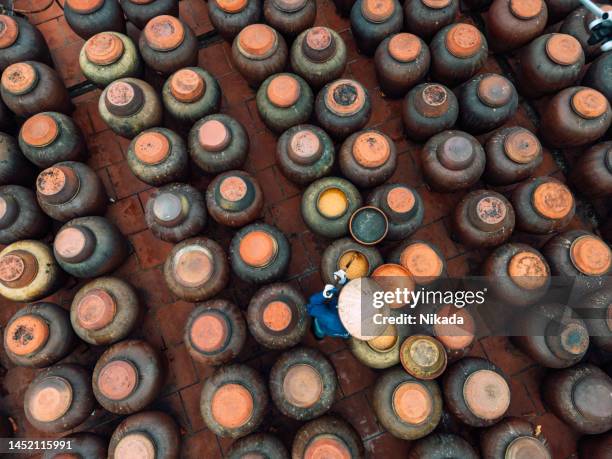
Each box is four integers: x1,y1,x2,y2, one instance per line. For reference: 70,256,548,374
339,129,397,188
0,132,35,186
226,433,288,459
399,334,448,380
208,0,262,41
575,286,612,352
320,237,383,283
388,239,446,286
0,185,49,244
403,0,458,42
546,0,580,23
263,0,317,38
64,0,125,39
480,417,552,459
582,51,611,101
350,0,403,56
485,0,547,53
401,83,459,141
348,319,409,369
570,141,612,198
408,433,479,458
80,32,142,87
349,206,389,245
560,5,612,59
206,170,263,227
0,14,52,71
121,0,179,30
42,433,107,459
292,416,364,458
367,183,424,240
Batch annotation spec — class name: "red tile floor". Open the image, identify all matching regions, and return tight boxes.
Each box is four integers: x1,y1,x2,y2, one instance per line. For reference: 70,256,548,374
0,0,610,458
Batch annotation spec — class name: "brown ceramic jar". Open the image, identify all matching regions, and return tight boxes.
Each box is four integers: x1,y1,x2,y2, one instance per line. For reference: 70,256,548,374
64,0,125,39
402,83,459,141
349,317,408,369
42,433,107,459
350,0,404,56
206,170,263,227
560,5,612,59
389,239,447,287
208,0,262,42
570,141,612,198
403,0,459,42
227,433,289,459
575,286,612,352
321,237,383,283
121,0,179,30
264,0,317,38
367,184,424,240
578,433,612,459
582,51,611,102
485,0,548,53
0,132,35,186
408,434,479,459
292,416,364,458
480,417,552,459
315,79,371,140
546,0,580,23
0,14,52,71
0,185,49,244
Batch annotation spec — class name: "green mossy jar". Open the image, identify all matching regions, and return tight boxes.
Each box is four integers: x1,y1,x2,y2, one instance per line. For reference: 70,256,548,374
402,83,459,141
350,0,403,56
409,434,479,459
64,0,125,40
256,73,314,133
205,170,264,227
292,416,364,459
367,183,424,240
315,79,371,140
569,141,612,199
121,0,179,30
348,319,409,369
320,237,383,284
0,185,49,244
0,133,35,186
403,0,459,42
339,129,397,188
264,0,317,39
227,434,288,459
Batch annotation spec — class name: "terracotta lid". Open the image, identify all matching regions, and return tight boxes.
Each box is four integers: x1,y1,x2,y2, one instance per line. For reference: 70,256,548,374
421,0,451,8
174,246,214,287
417,84,450,118
129,0,155,3
361,0,395,23
144,15,185,51
211,383,254,428
1,62,37,95
198,120,231,151
557,321,589,355
288,130,322,165
400,335,447,379
509,0,543,19
388,33,421,63
0,252,37,285
445,23,482,59
36,166,79,202
114,433,156,459
134,131,171,165
352,131,391,168
238,24,277,59
337,251,369,279
66,0,104,14
105,80,144,117
474,195,507,226
5,314,49,356
508,251,548,290
98,360,139,401
399,242,443,282
386,186,415,214
505,437,551,459
573,376,612,422
170,69,205,103
21,114,60,147
438,136,474,171
477,75,513,108
0,16,19,49
152,192,184,225
54,226,93,262
216,0,248,13
86,33,125,65
190,312,229,353
325,80,366,116
262,300,293,332
570,235,612,276
463,369,510,420
306,27,332,51
371,263,411,278
434,304,475,350
28,376,73,423
219,176,248,203
504,129,541,164
274,0,308,12
317,187,349,219
571,88,608,120
392,381,433,424
545,34,582,66
239,230,278,267
77,288,117,330
267,75,301,108
532,181,573,220
368,325,398,351
283,364,323,408
304,436,351,459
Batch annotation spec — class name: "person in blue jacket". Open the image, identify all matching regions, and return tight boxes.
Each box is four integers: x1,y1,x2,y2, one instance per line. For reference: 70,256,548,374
306,270,350,339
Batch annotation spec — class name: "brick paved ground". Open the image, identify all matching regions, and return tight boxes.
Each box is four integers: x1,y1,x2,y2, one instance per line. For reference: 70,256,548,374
0,0,610,458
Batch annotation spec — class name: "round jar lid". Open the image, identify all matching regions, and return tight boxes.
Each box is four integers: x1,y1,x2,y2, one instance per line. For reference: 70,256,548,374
386,186,415,214
173,246,214,287
503,129,540,164
239,230,278,267
152,192,184,224
368,326,398,351
144,15,185,51
572,376,612,422
361,0,395,23
438,136,475,171
475,195,507,226
219,176,248,203
388,33,421,63
570,235,612,276
86,33,125,65
392,381,433,424
532,181,573,220
477,75,513,108
77,288,117,330
445,23,482,58
417,84,450,118
0,252,36,284
170,69,205,103
66,0,104,14
114,433,156,459
238,24,277,59
267,75,301,108
211,383,254,428
304,436,351,459
21,114,60,147
556,321,589,355
289,130,322,165
571,88,608,120
317,187,349,218
463,369,510,420
337,251,369,279
216,0,248,13
98,359,139,401
0,15,19,49
36,166,79,202
352,131,391,168
545,34,582,66
190,312,228,353
283,364,323,408
105,80,144,116
505,437,551,459
509,0,543,19
349,206,388,245
54,226,92,261
433,305,475,350
400,335,447,379
306,27,332,52
263,300,293,331
399,242,443,281
6,314,49,356
421,0,451,8
28,376,73,422
1,62,37,95
134,131,171,165
198,120,231,151
325,79,366,116
508,251,548,290
274,0,308,12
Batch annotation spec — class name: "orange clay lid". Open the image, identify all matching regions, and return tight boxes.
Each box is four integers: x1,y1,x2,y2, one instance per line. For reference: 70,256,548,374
114,433,156,459
325,79,366,116
0,252,36,284
105,80,139,109
352,131,390,168
0,16,18,49
134,131,171,165
463,369,510,420
505,437,551,459
570,235,612,276
317,187,349,218
28,376,73,422
421,0,451,8
475,195,507,225
21,114,60,147
219,176,248,202
392,381,433,424
239,230,277,267
445,23,482,58
198,120,231,151
262,300,293,331
129,0,155,3
289,130,322,164
504,129,541,164
267,75,301,108
361,0,396,23
508,251,548,290
97,360,138,401
76,288,117,330
54,227,88,260
388,33,421,63
509,0,543,19
306,27,332,51
477,75,513,108
36,166,73,196
217,0,248,13
368,325,398,351
238,24,277,58
433,304,475,350
85,33,125,65
283,364,323,408
190,312,228,353
571,88,608,120
66,0,104,13
337,251,369,279
211,383,254,428
174,247,214,287
400,243,443,281
372,263,411,278
304,436,351,459
170,69,205,103
274,0,308,12
386,186,416,213
144,15,185,51
2,62,37,94
5,314,49,356
545,34,582,66
532,181,573,220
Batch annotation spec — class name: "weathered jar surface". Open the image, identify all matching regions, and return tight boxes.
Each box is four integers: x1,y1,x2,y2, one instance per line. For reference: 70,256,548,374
485,0,548,53
582,51,611,101
64,0,125,39
0,185,49,244
292,416,364,459
121,0,179,30
402,83,459,141
480,417,552,459
408,433,479,459
569,141,612,198
42,433,107,459
263,0,317,38
205,170,263,227
0,14,52,71
578,432,612,459
560,5,612,59
575,286,612,352
546,0,580,23
399,334,448,380
367,183,424,240
320,237,383,284
403,0,459,42
388,239,446,286
226,433,288,459
208,0,262,41
350,0,403,56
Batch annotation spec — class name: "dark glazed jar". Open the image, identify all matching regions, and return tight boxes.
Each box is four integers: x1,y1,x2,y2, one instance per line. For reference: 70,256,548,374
256,73,313,133
185,299,247,365
163,237,229,302
560,5,612,59
99,78,162,139
208,0,261,42
53,216,129,278
546,0,579,23
408,434,479,459
64,0,125,39
200,364,268,438
485,0,547,53
339,129,398,188
456,73,519,135
0,15,52,71
229,223,291,284
42,433,107,459
247,282,309,349
582,52,611,101
227,433,288,459
539,86,611,148
367,183,424,240
375,33,430,98
389,240,446,286
421,130,485,192
93,339,164,414
0,62,72,117
570,141,612,198
19,112,85,168
402,83,459,141
320,238,383,283
0,133,34,186
483,127,543,186
264,0,317,38
36,162,107,222
480,417,552,459
276,124,335,185
543,364,612,434
292,416,364,459
452,189,515,248
350,0,403,56
4,302,74,368
576,286,612,352
403,0,459,42
231,24,288,88
121,0,179,30
206,170,263,227
24,364,95,433
71,276,140,345
511,177,575,234
189,114,249,174
0,185,49,244
146,183,207,242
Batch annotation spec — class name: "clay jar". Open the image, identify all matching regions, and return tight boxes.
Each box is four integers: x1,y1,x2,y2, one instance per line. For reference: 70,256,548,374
71,277,140,345
403,0,459,42
0,62,72,117
301,176,362,238
121,0,179,30
36,161,107,222
231,24,288,88
0,185,49,244
4,302,75,368
315,78,371,140
227,433,289,459
543,364,612,434
264,0,317,38
350,0,403,56
452,189,515,248
0,133,34,186
511,177,575,234
480,417,552,459
292,416,364,459
375,33,430,99
229,223,291,284
456,73,518,135
163,237,229,302
443,357,511,427
430,23,488,87
19,112,85,167
546,0,579,23
200,364,268,438
408,434,479,459
24,364,95,433
64,0,125,39
349,206,389,245
108,411,180,459
399,335,448,380
421,130,486,192
93,339,164,414
127,128,189,186
256,73,313,133
539,86,611,148
485,0,548,53
389,240,446,286
99,78,162,139
321,238,383,283
348,320,408,369
247,282,309,349
560,5,611,59
0,240,63,302
373,366,442,440
570,141,612,198
42,433,107,459
367,183,424,240
576,286,612,352
79,32,142,87
290,27,348,90
0,14,52,71
189,114,249,174
185,299,247,365
146,183,207,242
402,83,459,141
206,170,263,227
483,127,543,186
208,0,261,42
582,52,611,101
276,124,335,185
517,33,584,99
339,129,398,188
